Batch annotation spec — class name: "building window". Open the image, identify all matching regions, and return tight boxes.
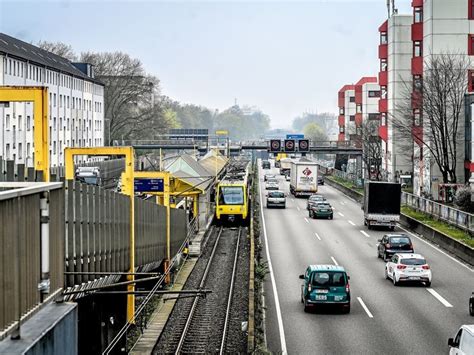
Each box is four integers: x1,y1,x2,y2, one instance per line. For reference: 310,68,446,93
54,93,57,107
18,143,22,159
381,113,387,126
18,115,22,130
368,113,380,120
349,96,355,103
67,118,70,131
380,58,388,72
414,41,422,57
356,104,362,114
53,141,56,154
339,126,345,133
27,143,30,158
368,91,381,98
5,114,10,130
414,7,423,23
339,107,344,115
53,117,57,130
413,75,423,91
413,109,421,126
350,115,355,122
380,31,388,45
470,0,474,20
27,115,31,130
60,117,63,130
6,144,10,159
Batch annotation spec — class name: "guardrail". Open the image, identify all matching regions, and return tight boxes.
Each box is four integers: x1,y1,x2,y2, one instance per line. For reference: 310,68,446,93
401,192,473,234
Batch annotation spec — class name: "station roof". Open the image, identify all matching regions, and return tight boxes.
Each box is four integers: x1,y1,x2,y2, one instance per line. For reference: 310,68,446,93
166,154,216,192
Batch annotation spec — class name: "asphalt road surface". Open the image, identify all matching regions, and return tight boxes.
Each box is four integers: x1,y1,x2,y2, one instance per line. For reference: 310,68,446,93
259,163,473,355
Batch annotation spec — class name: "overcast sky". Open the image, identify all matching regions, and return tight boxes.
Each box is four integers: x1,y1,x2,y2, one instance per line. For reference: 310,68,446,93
0,0,412,129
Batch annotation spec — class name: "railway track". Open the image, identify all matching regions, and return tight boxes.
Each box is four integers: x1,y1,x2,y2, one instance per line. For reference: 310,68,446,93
153,226,245,354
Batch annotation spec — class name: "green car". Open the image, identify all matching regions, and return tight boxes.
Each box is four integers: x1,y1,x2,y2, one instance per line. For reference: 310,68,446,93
308,202,333,219
299,265,351,313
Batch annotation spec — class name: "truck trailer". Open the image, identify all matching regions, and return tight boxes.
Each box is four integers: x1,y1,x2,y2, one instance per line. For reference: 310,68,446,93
279,158,292,176
289,160,318,197
363,181,401,230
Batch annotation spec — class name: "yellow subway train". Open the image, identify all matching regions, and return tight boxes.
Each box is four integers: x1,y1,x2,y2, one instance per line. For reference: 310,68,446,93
215,159,251,225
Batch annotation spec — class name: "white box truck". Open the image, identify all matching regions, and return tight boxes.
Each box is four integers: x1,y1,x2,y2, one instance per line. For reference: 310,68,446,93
290,161,318,197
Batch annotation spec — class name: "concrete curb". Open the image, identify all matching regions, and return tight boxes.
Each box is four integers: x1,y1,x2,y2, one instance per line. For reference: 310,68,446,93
325,175,474,266
399,214,474,266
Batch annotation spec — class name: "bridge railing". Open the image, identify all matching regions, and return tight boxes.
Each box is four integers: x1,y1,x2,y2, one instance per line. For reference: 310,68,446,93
0,182,64,338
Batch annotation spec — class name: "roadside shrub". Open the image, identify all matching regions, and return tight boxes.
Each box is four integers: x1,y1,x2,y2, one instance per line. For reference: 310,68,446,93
454,186,474,213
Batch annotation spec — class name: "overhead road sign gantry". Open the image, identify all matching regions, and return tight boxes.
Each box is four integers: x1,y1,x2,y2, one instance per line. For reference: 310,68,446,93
284,139,296,152
270,139,282,153
286,134,304,140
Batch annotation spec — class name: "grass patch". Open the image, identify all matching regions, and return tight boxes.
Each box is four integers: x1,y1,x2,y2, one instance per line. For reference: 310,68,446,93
401,206,474,248
327,175,364,195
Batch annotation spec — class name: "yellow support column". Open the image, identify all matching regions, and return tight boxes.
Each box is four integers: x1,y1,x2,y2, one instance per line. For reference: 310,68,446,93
193,194,199,221
164,174,171,283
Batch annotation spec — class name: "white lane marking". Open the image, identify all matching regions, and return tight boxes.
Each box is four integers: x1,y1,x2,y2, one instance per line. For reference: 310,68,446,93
397,225,473,272
258,170,287,354
315,232,321,241
348,220,356,226
304,217,309,224
338,212,344,217
332,206,336,210
360,230,370,238
357,297,374,318
427,288,453,308
297,206,301,211
339,201,345,205
331,256,339,266
291,198,295,202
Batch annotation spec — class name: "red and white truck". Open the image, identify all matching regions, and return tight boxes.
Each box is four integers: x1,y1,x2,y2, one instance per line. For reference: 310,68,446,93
289,160,318,197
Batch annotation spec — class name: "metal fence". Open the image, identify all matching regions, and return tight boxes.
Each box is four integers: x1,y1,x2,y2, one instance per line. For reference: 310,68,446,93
401,192,473,234
0,182,64,337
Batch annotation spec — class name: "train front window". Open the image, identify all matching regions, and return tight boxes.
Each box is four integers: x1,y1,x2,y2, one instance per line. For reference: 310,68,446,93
219,186,244,205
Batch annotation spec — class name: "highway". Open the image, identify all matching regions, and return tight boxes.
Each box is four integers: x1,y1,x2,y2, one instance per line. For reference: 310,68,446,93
258,163,473,355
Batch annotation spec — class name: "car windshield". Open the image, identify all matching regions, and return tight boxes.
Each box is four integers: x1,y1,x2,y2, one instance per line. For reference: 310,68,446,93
266,175,275,179
311,271,346,287
219,186,244,205
317,203,330,209
309,195,324,201
389,237,411,244
400,258,426,265
269,192,284,198
267,179,277,183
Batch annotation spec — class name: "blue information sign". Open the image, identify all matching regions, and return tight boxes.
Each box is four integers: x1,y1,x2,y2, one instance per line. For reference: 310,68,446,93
134,178,164,192
286,134,304,140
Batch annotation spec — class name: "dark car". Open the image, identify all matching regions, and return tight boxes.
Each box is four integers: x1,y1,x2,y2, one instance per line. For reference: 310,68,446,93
470,292,474,316
307,194,326,210
377,234,414,261
317,176,324,185
262,160,271,169
309,202,333,219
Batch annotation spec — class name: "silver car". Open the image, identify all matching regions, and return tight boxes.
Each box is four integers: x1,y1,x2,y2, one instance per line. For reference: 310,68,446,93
266,191,286,208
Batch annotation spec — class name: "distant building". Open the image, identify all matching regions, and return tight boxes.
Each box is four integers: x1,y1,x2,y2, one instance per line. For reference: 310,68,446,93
0,32,105,167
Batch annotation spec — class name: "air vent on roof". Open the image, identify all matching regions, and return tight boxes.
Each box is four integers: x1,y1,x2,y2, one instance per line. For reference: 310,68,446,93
38,53,44,58
52,58,57,62
21,46,27,51
0,39,8,45
13,44,19,49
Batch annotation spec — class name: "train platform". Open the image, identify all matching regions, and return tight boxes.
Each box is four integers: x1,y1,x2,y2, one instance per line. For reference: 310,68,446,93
130,257,198,355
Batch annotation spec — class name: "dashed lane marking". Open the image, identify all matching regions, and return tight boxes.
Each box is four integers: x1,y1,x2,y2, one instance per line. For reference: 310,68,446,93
315,232,321,241
427,288,453,308
360,230,370,238
297,207,301,211
331,256,339,266
304,217,310,224
338,212,345,217
357,297,374,318
348,220,356,226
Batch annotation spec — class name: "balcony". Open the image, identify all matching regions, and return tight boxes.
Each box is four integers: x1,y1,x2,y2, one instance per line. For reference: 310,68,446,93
378,44,388,59
412,125,423,147
355,113,363,126
338,133,345,142
412,23,423,41
412,57,423,75
379,125,388,142
411,91,422,109
379,71,388,86
412,0,423,6
379,98,388,113
338,115,345,126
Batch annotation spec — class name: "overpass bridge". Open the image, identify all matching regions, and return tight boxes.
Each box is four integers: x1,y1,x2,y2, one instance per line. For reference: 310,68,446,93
115,139,363,155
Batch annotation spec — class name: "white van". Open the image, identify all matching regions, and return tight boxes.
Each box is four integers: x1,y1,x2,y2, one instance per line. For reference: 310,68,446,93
448,325,474,355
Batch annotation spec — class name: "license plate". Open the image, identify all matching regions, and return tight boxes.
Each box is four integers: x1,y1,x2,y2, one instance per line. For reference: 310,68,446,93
315,289,328,293
315,295,327,301
319,209,327,212
409,276,420,280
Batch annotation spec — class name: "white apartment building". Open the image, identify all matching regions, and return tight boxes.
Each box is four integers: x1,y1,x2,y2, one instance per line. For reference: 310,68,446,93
338,85,356,142
0,33,104,167
378,14,413,182
410,0,472,196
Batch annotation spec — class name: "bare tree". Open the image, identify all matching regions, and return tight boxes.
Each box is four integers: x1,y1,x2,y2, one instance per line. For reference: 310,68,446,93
36,41,78,61
80,52,166,141
354,120,383,180
391,53,469,184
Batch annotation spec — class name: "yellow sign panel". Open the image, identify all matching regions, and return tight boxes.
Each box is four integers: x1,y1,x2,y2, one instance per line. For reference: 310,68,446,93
215,130,229,136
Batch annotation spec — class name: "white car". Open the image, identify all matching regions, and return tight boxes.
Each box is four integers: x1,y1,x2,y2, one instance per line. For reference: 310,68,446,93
384,253,432,286
266,190,286,208
265,179,279,190
285,174,291,181
449,325,474,355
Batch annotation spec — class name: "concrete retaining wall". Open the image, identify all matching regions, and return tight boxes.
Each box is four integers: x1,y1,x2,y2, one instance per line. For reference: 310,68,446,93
324,177,363,204
400,214,474,266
